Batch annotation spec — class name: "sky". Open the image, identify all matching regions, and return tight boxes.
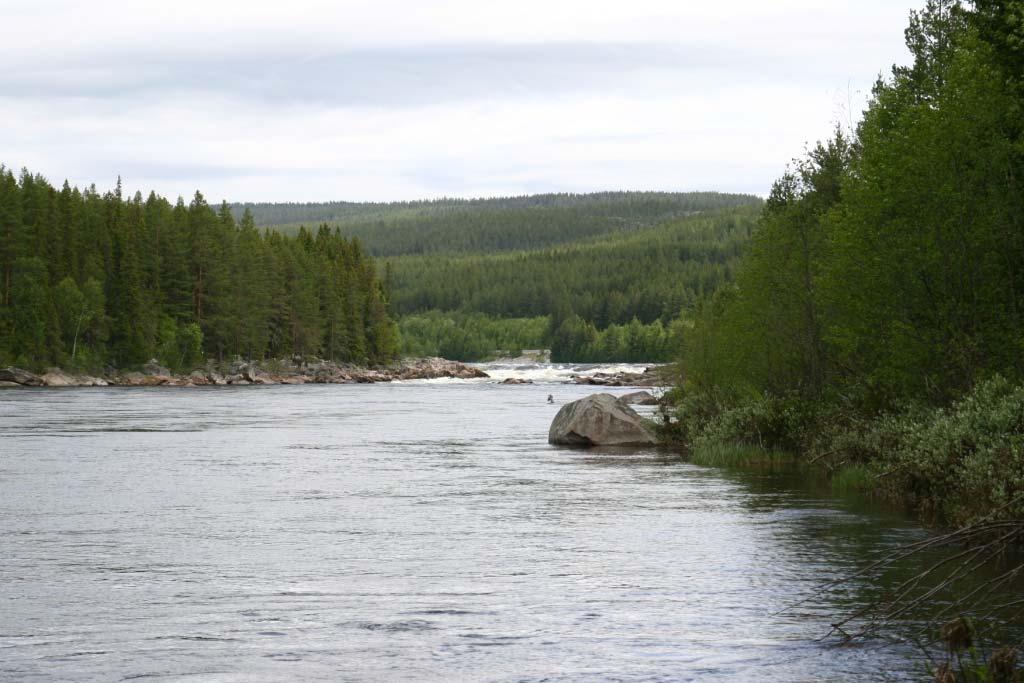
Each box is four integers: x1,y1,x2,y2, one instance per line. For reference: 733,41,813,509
0,1,916,203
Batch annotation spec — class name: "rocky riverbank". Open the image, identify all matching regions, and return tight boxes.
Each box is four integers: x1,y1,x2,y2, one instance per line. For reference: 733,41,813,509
0,357,489,388
569,366,667,387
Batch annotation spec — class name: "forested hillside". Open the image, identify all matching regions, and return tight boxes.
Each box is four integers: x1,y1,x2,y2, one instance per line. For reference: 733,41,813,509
0,171,398,371
390,207,757,360
236,191,761,362
235,192,759,256
389,208,754,322
669,0,1024,530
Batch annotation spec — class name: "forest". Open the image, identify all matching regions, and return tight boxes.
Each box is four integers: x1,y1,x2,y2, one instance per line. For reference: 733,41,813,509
666,0,1024,530
241,192,761,362
387,208,758,360
0,174,398,372
234,191,758,256
658,4,1024,663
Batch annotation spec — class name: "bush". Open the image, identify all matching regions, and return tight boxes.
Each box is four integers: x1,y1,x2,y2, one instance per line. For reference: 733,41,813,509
867,376,1024,526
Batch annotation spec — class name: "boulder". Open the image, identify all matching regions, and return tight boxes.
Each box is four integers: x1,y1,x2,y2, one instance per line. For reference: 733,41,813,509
501,377,533,384
548,393,658,447
618,390,659,406
189,370,211,386
143,359,172,376
0,367,44,386
119,372,147,386
41,369,81,387
393,357,489,380
0,381,22,388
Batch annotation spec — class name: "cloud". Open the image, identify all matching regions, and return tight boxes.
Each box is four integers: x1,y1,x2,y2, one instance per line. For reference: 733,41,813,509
0,1,916,201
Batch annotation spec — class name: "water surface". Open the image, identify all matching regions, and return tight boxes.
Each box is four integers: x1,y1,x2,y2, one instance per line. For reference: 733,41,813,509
1,376,934,681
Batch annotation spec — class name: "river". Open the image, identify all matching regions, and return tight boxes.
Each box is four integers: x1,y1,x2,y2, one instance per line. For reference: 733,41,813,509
0,363,941,681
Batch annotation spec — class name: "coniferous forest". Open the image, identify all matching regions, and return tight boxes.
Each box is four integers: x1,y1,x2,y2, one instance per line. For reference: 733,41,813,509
243,192,762,362
0,172,398,372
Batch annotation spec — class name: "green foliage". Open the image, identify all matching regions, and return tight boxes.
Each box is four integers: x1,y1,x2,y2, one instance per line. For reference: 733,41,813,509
666,378,1024,526
829,463,873,494
682,0,1024,407
237,191,760,256
549,315,687,363
9,257,56,367
241,194,760,363
398,311,547,361
671,0,1024,525
689,443,789,469
0,167,398,371
660,388,812,454
390,208,756,327
861,376,1024,526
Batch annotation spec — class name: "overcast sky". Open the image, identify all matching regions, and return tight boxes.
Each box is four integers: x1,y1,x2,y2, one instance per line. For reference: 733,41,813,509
0,1,916,203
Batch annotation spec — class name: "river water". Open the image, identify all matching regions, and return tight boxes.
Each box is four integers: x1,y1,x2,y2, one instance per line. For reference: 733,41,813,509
1,364,938,681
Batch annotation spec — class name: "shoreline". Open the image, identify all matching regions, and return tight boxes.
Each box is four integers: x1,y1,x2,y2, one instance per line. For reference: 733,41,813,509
0,357,487,389
0,358,668,389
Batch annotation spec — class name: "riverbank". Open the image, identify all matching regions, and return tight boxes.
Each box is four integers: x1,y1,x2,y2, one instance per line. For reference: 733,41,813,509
0,357,489,388
658,378,1024,529
0,358,670,389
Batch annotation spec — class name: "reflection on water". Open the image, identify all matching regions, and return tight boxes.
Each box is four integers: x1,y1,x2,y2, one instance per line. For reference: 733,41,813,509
0,380,970,681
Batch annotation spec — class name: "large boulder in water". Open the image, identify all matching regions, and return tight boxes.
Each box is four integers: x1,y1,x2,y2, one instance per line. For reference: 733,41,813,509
548,393,658,447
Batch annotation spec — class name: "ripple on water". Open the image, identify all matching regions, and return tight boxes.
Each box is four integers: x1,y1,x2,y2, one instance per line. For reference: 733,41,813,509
0,381,940,681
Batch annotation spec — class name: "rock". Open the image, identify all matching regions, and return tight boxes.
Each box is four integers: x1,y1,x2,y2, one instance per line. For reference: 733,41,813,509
228,358,249,375
393,357,489,380
143,359,172,376
188,370,211,385
618,390,659,406
119,372,147,386
570,367,666,387
0,367,44,386
548,393,658,447
41,369,81,387
501,377,533,384
0,381,22,388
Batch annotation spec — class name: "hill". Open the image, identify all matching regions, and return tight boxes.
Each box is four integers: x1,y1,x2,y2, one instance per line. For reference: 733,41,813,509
225,191,764,362
233,191,760,257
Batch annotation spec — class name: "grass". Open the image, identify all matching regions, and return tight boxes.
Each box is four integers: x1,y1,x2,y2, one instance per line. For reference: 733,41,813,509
830,463,874,494
689,442,791,468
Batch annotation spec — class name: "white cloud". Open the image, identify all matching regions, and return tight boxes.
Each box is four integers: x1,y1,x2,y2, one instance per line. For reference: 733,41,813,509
0,0,915,201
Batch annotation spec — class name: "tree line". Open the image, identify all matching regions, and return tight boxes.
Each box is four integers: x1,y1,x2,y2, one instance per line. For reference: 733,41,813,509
0,171,398,372
235,191,760,255
389,208,757,326
397,310,688,363
673,0,1024,527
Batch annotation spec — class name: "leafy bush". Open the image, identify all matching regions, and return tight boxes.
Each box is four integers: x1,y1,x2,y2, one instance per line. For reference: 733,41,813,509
867,376,1024,526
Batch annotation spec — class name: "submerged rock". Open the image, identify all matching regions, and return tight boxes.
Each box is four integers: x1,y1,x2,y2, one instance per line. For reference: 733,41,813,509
618,390,659,406
548,393,658,447
501,377,533,384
